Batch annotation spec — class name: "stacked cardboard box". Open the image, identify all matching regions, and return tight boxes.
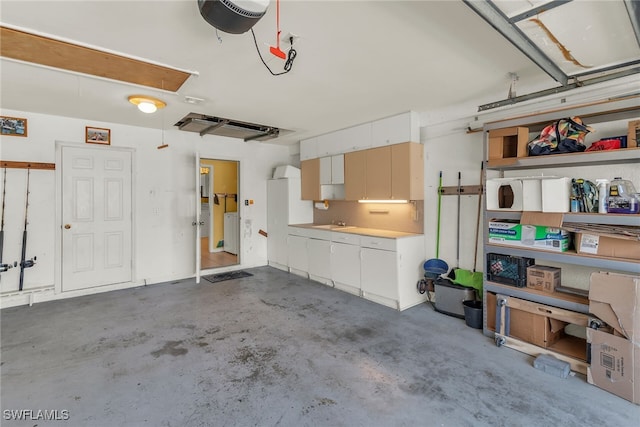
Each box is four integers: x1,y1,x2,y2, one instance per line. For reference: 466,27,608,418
587,272,640,405
526,265,561,293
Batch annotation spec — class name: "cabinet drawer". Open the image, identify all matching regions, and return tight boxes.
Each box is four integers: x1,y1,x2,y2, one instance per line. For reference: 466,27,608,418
331,232,360,245
360,236,396,251
288,226,313,238
306,228,332,240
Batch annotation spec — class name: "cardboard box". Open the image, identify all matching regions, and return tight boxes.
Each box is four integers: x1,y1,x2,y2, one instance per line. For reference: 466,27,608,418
587,329,639,405
487,292,564,347
488,127,529,160
587,272,640,404
541,177,571,213
488,220,570,252
527,265,561,293
575,233,640,261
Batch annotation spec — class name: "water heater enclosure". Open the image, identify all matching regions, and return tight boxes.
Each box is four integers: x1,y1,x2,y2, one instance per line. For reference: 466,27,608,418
198,0,269,34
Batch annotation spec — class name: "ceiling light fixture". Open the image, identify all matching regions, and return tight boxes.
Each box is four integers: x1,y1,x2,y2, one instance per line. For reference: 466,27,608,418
128,95,167,114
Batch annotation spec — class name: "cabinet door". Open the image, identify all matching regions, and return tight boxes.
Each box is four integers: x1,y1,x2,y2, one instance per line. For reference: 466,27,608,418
301,158,320,200
316,132,344,157
341,123,372,152
288,235,309,275
391,142,424,200
365,146,392,199
330,242,361,295
300,137,318,161
331,154,345,184
361,247,399,305
344,150,367,200
371,112,418,147
320,156,332,185
307,238,332,285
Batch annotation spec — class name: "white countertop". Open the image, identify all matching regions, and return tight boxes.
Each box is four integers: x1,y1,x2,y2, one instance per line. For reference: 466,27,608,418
289,223,423,239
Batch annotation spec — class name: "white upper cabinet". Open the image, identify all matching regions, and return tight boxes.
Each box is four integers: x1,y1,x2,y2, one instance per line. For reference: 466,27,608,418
340,123,372,153
320,156,332,185
317,132,344,157
330,154,344,184
371,111,420,147
299,111,419,160
300,137,318,161
320,154,344,185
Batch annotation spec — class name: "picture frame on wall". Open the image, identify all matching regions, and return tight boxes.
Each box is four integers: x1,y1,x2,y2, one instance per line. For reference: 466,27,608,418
1,116,28,137
85,126,110,145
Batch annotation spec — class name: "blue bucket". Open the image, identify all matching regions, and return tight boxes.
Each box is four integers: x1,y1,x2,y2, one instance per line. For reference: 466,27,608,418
423,258,448,278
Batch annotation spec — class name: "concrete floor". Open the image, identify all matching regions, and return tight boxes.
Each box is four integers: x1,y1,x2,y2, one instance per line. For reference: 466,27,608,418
1,266,639,427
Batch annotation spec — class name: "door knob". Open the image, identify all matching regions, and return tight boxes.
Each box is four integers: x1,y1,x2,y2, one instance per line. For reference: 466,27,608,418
64,224,71,229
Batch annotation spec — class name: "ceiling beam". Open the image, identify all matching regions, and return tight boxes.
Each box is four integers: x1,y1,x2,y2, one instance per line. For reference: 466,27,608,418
477,66,640,111
508,1,572,23
463,0,569,86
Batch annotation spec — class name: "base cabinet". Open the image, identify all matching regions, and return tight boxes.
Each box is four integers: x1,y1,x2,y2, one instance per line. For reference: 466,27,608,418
288,235,309,277
307,237,332,286
287,227,425,310
331,238,361,296
361,247,399,307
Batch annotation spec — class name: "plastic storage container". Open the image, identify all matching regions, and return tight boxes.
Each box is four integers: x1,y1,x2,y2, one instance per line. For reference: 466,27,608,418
486,253,535,287
607,177,639,214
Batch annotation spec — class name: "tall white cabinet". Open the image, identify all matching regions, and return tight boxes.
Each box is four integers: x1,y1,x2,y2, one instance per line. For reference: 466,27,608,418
267,178,313,271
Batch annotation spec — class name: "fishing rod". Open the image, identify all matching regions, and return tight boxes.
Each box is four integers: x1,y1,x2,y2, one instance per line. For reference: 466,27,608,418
1,168,17,274
19,168,36,291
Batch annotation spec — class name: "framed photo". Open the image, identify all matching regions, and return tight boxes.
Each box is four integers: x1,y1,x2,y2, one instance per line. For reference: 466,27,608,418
85,126,110,145
1,116,28,137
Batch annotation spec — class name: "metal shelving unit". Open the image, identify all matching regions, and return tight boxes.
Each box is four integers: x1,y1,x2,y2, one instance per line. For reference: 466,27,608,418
481,98,640,351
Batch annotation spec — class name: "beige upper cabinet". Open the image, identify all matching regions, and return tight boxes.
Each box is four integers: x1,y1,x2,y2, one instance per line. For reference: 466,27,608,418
301,158,320,200
344,142,423,201
391,142,424,200
365,146,392,199
344,150,367,200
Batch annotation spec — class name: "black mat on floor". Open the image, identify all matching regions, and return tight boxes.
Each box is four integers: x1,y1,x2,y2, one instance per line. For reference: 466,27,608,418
202,270,253,284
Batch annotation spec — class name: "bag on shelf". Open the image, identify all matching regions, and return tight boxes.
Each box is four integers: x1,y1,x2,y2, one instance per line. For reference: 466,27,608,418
585,138,622,152
528,117,593,156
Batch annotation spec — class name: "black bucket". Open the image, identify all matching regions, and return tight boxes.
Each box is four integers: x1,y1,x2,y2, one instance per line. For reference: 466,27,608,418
463,300,483,329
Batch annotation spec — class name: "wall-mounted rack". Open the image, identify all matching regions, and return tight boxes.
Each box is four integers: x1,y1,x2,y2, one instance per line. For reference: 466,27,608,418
439,185,483,196
1,160,55,170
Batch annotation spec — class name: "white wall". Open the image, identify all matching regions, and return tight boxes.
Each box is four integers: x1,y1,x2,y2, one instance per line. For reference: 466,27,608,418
0,109,291,306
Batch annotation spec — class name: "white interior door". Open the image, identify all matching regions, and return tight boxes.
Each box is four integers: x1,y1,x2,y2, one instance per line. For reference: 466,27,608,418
61,145,132,292
195,152,201,283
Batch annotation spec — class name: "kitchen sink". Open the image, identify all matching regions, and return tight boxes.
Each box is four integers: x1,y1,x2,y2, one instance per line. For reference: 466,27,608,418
311,224,356,230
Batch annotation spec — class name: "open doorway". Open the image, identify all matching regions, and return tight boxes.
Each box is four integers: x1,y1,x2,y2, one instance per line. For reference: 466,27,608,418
199,158,239,270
